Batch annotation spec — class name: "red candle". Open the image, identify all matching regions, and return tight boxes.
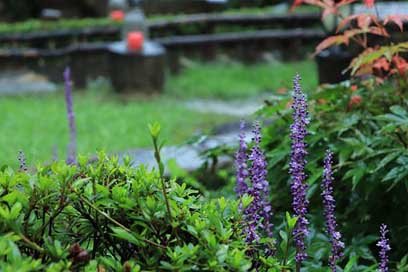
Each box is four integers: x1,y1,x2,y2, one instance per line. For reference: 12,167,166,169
127,31,144,52
110,10,124,22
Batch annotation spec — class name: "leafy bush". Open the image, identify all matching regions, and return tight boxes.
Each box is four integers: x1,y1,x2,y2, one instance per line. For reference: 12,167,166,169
0,69,405,270
0,151,254,271
259,78,408,258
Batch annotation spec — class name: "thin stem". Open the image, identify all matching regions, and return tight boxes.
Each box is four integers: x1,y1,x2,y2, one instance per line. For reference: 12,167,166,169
281,232,293,272
20,234,45,253
37,202,67,239
76,192,166,249
152,138,172,223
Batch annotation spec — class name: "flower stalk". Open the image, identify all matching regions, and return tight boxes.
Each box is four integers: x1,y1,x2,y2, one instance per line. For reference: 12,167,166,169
63,67,77,165
377,224,391,272
289,73,310,266
322,150,344,271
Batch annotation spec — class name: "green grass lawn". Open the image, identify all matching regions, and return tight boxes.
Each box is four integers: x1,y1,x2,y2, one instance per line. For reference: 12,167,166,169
0,92,231,167
165,60,317,99
0,60,317,167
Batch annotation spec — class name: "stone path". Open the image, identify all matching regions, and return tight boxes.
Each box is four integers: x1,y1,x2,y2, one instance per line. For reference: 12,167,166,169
119,96,275,172
0,70,57,95
119,96,276,172
184,99,262,117
119,121,254,173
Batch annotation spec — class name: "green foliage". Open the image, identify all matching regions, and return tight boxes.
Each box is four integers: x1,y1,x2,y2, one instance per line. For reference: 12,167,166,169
0,128,383,271
0,152,254,270
259,79,408,258
0,89,231,168
0,60,314,168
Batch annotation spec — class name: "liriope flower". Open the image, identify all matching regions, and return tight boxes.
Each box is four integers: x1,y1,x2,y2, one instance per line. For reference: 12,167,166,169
289,73,310,263
247,122,273,239
377,224,391,272
237,121,273,243
322,150,344,271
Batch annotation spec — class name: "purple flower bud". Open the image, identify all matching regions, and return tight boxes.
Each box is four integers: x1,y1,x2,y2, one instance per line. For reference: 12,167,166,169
377,224,391,272
64,67,77,165
322,150,344,271
289,73,310,263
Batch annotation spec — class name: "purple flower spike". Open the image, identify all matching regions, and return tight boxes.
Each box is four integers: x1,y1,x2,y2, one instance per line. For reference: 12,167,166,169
377,224,391,272
235,121,249,198
289,73,310,263
244,121,273,243
322,150,344,271
249,122,273,238
64,67,77,165
18,150,27,172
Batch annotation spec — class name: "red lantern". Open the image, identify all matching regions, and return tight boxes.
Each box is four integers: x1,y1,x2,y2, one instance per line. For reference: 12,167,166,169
110,10,125,22
127,31,144,52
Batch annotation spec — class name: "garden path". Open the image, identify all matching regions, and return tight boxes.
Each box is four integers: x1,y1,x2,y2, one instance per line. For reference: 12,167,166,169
118,120,254,174
118,95,275,172
0,70,56,95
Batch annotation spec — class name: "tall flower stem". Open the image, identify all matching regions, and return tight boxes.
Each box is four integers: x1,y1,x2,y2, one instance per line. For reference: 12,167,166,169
149,123,172,224
322,150,344,272
243,121,273,243
64,67,77,165
281,231,294,271
289,73,310,268
377,224,391,272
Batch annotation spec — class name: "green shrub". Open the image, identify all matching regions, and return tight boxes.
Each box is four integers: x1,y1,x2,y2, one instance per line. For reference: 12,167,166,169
259,79,408,258
0,152,253,271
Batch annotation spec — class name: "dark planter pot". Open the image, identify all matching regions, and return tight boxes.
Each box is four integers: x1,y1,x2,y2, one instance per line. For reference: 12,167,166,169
108,41,166,93
315,46,355,84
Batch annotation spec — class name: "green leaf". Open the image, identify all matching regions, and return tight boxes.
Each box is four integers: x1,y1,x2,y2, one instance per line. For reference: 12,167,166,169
111,227,143,246
344,164,366,190
390,105,408,117
382,164,408,190
148,122,161,138
285,212,298,230
344,255,359,272
375,151,402,171
9,203,22,220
